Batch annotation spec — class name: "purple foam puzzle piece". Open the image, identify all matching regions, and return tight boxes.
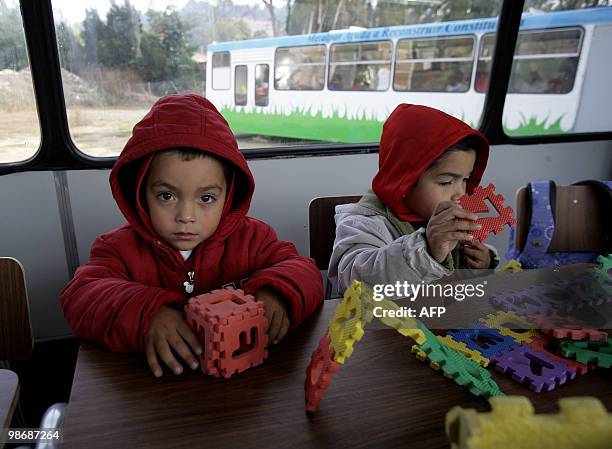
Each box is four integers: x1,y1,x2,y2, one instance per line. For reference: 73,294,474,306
491,344,577,393
489,289,557,316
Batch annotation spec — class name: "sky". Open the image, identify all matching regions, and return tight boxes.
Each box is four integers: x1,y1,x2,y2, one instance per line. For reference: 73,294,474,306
48,0,264,24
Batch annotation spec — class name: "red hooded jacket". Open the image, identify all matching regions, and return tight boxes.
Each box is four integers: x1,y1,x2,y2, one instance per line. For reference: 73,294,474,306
60,94,323,352
372,104,489,221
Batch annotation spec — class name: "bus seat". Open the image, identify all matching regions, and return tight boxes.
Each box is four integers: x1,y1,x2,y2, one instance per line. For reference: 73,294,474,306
0,257,66,447
309,195,361,299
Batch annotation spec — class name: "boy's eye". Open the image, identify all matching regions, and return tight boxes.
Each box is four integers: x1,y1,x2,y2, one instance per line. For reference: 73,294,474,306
156,192,174,201
463,178,470,183
201,194,216,204
438,181,452,186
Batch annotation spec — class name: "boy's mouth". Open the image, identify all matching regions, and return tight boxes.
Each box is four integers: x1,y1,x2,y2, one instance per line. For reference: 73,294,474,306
174,232,198,241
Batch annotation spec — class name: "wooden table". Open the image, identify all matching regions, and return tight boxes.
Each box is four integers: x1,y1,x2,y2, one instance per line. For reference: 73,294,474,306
62,267,612,449
0,369,19,436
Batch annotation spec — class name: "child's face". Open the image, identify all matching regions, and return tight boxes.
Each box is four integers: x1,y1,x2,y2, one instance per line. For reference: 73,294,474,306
145,152,227,251
403,150,476,220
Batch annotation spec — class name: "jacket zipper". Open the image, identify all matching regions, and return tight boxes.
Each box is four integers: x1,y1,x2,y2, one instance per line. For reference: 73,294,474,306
183,271,195,294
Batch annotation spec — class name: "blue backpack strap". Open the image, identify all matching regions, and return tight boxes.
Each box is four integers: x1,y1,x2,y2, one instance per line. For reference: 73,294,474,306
516,180,556,264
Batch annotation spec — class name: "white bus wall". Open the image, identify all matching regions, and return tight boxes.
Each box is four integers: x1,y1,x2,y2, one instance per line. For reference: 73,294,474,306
0,140,611,340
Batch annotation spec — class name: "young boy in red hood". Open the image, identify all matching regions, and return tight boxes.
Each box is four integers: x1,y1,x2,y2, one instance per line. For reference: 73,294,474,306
328,104,499,295
61,94,323,377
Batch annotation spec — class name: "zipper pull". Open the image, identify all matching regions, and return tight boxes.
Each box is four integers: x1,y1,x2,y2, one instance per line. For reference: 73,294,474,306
183,271,195,294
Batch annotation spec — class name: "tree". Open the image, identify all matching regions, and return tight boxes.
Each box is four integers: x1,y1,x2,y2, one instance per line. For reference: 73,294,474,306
0,2,28,70
56,21,85,74
82,8,104,66
98,1,141,68
262,0,279,36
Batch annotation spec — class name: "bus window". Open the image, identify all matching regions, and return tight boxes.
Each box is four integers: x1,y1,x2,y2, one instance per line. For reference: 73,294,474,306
0,0,40,164
328,41,392,91
212,52,231,90
255,64,269,107
235,65,247,106
274,45,325,91
476,28,582,94
394,36,474,93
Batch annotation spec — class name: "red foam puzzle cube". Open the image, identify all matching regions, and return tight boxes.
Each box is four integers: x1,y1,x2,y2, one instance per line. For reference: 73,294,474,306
185,288,268,378
459,183,516,242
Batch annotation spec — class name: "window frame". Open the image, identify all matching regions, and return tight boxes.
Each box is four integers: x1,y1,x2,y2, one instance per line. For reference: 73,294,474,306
327,40,393,92
234,64,248,106
211,51,231,91
255,63,270,107
274,44,326,91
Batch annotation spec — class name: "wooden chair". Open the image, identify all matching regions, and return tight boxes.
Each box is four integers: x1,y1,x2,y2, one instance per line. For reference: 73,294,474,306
309,195,361,299
514,185,611,253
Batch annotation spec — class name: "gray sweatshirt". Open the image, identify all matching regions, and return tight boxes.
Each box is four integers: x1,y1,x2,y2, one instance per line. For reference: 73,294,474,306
328,191,499,295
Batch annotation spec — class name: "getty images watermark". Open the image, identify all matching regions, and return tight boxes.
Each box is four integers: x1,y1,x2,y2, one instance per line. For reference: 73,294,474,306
371,280,487,319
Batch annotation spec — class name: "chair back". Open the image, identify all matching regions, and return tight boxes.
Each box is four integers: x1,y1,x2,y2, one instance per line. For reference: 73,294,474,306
309,195,361,271
0,258,33,360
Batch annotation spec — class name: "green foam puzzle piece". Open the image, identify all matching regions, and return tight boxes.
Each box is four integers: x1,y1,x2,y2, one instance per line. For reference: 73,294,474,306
559,338,612,368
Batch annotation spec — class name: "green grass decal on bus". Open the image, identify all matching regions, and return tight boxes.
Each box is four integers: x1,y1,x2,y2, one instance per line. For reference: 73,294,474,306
221,107,567,143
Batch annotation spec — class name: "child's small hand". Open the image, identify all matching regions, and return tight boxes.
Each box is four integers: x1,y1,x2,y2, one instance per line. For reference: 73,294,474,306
426,201,481,263
144,305,202,378
462,240,491,269
254,287,290,344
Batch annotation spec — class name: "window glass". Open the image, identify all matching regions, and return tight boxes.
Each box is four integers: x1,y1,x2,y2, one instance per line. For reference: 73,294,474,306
255,64,269,107
0,0,40,164
275,45,325,90
394,36,474,92
329,41,391,91
235,65,247,106
212,52,231,90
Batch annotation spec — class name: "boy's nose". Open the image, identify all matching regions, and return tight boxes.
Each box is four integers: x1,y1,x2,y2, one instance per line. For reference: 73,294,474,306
176,203,196,223
451,186,466,202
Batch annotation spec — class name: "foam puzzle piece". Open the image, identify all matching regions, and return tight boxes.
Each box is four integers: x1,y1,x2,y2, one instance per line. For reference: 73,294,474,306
375,299,426,344
446,396,612,449
527,335,591,375
498,259,523,273
459,183,516,242
305,335,341,414
490,344,576,393
412,335,489,370
592,254,612,300
479,311,539,344
527,314,585,330
416,321,504,398
447,325,517,359
542,328,608,341
328,280,368,364
560,338,612,368
185,289,268,378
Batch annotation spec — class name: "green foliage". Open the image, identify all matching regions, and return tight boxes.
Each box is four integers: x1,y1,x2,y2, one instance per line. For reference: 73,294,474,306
97,1,141,68
0,2,28,70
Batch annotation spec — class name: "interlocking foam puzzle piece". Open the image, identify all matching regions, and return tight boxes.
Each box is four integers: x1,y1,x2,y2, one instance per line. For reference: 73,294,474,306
527,313,585,330
489,286,560,316
560,338,612,368
412,335,489,369
490,343,576,393
479,311,539,344
185,288,268,378
374,299,426,344
528,335,591,375
459,183,516,242
305,335,341,414
542,328,608,341
447,325,517,359
415,321,504,398
446,396,612,449
328,280,368,364
498,259,523,273
592,254,612,300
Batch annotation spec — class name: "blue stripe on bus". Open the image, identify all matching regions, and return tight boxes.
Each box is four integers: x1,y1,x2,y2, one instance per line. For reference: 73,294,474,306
208,7,612,52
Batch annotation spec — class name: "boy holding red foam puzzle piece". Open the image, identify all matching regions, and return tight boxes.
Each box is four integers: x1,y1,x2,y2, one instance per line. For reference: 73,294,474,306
329,104,506,295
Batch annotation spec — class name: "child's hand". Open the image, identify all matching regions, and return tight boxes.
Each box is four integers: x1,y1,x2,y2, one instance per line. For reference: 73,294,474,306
144,305,202,378
462,240,491,269
426,201,481,263
254,287,290,344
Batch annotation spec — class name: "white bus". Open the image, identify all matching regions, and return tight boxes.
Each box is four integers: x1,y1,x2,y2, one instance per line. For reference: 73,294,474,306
206,7,612,143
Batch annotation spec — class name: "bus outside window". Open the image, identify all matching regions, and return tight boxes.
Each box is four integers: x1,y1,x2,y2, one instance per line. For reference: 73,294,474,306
0,0,40,164
255,64,269,107
212,52,231,90
235,65,247,106
328,41,392,91
274,45,325,90
394,36,474,93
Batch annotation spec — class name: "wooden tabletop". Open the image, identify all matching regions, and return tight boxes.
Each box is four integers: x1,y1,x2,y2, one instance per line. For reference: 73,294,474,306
0,369,19,430
62,267,612,449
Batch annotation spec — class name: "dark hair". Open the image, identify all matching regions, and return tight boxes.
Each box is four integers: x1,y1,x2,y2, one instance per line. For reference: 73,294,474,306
446,135,481,154
161,147,233,184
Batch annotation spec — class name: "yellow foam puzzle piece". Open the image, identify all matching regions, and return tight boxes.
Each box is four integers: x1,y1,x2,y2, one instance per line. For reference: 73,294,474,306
328,280,367,364
446,396,612,449
375,299,426,344
498,259,523,273
479,311,539,343
437,335,490,367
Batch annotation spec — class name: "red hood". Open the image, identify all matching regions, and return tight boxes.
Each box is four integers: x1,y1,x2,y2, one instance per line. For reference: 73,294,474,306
110,94,254,248
372,104,489,221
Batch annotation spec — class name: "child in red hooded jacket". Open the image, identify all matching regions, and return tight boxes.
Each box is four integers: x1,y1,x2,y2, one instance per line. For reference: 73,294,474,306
328,104,499,295
61,94,323,377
